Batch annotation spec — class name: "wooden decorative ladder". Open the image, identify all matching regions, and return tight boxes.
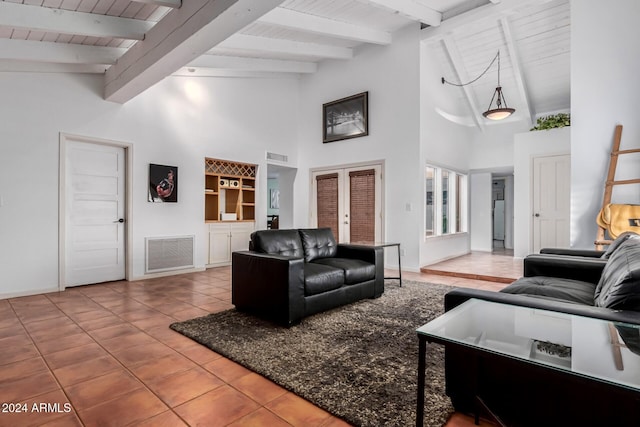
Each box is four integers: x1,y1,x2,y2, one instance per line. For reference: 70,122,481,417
595,124,640,249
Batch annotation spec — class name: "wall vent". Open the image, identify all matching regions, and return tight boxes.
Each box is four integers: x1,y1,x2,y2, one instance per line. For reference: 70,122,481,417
145,235,194,274
266,151,288,163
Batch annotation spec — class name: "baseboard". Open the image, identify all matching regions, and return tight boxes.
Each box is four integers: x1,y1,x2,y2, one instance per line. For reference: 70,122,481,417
0,286,61,301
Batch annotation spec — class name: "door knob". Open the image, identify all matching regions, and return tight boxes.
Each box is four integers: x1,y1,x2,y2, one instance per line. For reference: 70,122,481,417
344,221,349,224
534,213,540,217
114,218,125,223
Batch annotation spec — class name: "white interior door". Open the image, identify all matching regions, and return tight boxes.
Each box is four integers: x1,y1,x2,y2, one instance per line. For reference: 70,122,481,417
311,163,383,243
532,154,570,252
64,140,126,286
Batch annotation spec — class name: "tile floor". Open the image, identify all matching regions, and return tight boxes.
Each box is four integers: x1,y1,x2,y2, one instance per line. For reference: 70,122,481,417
0,253,511,427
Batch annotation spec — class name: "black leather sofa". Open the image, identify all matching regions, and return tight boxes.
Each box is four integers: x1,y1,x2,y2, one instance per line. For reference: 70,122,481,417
232,228,384,326
443,237,640,426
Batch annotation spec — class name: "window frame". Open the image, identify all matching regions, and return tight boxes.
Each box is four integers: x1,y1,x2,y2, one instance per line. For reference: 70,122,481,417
425,164,468,239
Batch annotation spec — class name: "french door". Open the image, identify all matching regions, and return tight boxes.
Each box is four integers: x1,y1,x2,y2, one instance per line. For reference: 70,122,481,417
311,164,382,243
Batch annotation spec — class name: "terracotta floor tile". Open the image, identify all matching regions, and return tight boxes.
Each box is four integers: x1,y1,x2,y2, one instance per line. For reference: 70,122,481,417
26,322,84,343
108,341,176,366
15,309,66,324
203,356,253,383
133,410,189,427
34,332,96,355
98,330,158,352
174,385,260,426
128,352,198,381
228,407,292,427
0,316,23,331
52,354,122,387
177,342,222,365
39,413,84,427
230,372,288,405
22,316,77,334
76,387,168,427
0,336,40,366
65,369,144,410
118,307,163,322
88,323,140,341
265,392,332,427
0,357,49,383
130,314,176,331
0,370,60,402
147,366,225,407
171,307,211,321
43,342,109,370
73,314,127,332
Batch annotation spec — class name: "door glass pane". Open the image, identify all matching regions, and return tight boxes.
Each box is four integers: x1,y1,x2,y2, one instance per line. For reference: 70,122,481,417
349,169,375,242
316,173,339,240
426,167,435,236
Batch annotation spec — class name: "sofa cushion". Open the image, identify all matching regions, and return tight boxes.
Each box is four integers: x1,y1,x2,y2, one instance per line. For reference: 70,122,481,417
299,228,338,262
501,277,596,305
251,229,304,258
594,238,640,310
312,258,375,285
303,263,344,296
601,231,640,259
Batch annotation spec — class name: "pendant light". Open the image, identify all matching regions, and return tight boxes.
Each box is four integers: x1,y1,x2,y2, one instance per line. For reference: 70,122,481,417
442,50,515,121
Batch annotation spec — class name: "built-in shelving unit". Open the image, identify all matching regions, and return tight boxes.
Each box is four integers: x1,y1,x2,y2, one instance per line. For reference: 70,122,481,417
204,157,257,222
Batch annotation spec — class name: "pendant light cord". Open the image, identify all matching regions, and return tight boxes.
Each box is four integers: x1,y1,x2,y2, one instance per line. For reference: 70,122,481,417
441,51,500,87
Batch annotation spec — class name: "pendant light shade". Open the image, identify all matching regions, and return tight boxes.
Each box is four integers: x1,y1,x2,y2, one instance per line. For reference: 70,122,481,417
483,86,515,120
442,50,515,121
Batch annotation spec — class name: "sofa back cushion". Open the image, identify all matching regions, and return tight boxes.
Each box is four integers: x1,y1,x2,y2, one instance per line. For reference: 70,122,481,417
251,229,304,258
299,228,338,262
601,231,640,259
594,238,640,310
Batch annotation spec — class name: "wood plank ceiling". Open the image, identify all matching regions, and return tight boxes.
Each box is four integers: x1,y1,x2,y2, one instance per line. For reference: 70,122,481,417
0,0,570,127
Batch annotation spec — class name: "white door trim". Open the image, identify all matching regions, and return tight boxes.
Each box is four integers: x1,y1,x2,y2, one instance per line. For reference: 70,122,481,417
58,133,134,291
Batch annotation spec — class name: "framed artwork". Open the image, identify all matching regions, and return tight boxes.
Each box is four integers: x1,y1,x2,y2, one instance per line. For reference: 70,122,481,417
270,189,280,209
323,91,369,143
149,163,178,203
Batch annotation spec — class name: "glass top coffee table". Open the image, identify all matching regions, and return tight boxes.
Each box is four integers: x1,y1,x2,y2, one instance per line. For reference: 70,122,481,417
415,298,640,426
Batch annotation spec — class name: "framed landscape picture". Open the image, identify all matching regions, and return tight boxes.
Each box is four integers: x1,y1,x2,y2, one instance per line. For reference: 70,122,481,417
323,91,369,143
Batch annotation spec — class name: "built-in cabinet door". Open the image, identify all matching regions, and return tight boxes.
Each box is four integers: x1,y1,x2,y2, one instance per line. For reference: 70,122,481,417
208,222,254,266
209,226,231,265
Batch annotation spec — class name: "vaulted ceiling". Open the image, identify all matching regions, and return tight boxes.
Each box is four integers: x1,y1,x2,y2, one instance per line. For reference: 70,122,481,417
0,0,570,128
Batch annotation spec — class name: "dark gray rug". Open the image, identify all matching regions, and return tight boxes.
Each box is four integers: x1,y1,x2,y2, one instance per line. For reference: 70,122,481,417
170,280,455,427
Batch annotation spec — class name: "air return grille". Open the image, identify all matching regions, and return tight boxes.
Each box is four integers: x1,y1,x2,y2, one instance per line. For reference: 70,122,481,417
145,236,194,273
266,151,288,162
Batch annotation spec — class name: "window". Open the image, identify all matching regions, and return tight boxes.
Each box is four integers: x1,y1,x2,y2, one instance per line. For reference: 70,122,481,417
425,165,467,238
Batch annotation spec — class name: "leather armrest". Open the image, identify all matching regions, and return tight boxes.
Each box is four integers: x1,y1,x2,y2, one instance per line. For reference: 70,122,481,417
444,288,640,324
540,248,605,258
523,254,606,284
337,244,385,296
231,251,305,325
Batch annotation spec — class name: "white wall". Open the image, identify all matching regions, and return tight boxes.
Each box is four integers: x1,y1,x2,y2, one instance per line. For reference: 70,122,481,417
0,72,299,298
418,41,477,266
295,24,423,270
470,172,493,252
571,0,640,248
513,127,571,257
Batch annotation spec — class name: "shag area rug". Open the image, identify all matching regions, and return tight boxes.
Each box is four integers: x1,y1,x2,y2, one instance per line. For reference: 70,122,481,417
170,280,455,427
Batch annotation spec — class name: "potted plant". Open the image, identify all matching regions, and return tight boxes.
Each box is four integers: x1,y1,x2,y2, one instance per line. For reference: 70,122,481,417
530,113,570,131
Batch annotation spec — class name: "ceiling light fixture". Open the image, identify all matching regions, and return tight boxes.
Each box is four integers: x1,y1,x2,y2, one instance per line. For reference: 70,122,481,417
442,50,515,121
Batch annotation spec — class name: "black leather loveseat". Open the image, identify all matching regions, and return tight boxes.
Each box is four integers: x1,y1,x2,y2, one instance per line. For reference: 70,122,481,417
443,237,640,426
232,228,384,326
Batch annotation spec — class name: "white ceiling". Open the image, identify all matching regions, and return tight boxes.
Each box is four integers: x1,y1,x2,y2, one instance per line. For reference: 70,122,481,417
0,0,570,128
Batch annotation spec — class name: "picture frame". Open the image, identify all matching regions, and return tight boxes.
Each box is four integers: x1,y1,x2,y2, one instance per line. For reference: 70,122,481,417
323,91,369,143
149,163,178,203
270,189,280,209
